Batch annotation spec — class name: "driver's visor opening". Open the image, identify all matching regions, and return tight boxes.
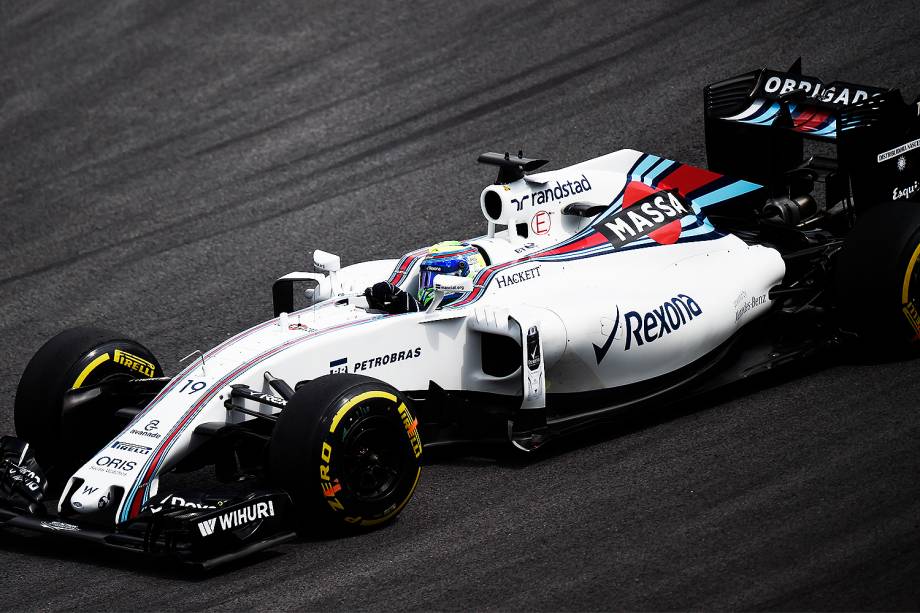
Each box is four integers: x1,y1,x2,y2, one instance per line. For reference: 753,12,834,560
419,267,439,291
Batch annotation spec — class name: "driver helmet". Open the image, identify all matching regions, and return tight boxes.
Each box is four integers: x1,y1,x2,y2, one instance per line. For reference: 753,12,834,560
417,241,486,306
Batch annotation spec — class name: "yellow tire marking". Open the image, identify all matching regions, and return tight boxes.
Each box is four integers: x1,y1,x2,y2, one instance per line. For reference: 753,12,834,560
71,353,110,389
902,242,920,304
360,466,422,527
329,390,396,433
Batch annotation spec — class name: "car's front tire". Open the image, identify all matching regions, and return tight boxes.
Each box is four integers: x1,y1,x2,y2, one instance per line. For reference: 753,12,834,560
268,373,423,533
14,326,163,483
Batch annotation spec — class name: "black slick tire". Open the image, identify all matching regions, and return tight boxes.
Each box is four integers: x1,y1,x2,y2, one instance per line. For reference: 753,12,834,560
835,201,920,354
14,326,162,479
268,373,422,533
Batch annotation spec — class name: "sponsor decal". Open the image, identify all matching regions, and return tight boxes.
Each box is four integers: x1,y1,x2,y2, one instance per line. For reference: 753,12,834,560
7,464,42,492
352,347,421,372
877,138,920,163
129,428,161,439
434,278,470,292
734,291,768,322
511,175,592,211
130,419,161,439
196,501,275,537
289,323,318,333
526,326,541,370
903,244,920,340
760,71,884,106
90,456,137,475
82,485,98,496
893,180,919,201
898,156,908,172
111,441,152,455
593,307,620,365
320,442,344,512
113,349,156,378
398,403,423,459
514,242,537,254
495,265,542,289
256,392,286,405
596,187,691,249
329,357,348,374
624,294,702,350
150,495,219,514
40,520,80,532
904,301,920,338
531,210,551,235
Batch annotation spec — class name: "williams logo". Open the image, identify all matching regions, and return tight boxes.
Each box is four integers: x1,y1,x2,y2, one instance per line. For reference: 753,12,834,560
596,186,692,249
624,294,702,350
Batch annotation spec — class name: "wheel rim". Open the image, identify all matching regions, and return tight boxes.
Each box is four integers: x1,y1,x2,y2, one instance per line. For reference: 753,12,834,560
340,414,407,502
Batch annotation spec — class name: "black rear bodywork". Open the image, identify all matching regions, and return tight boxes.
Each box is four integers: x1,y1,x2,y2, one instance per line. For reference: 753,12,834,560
705,58,920,213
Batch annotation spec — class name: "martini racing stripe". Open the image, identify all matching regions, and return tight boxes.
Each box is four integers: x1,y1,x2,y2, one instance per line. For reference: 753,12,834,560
749,102,782,125
639,157,669,182
116,299,340,442
812,120,837,137
721,99,839,139
690,180,761,208
387,247,429,287
120,314,388,521
724,98,769,121
448,154,759,308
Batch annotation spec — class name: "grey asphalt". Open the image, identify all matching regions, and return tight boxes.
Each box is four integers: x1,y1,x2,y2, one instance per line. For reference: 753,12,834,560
1,0,919,610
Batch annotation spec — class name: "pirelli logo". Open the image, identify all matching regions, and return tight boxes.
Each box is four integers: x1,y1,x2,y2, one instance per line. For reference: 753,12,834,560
903,302,920,335
110,440,152,455
398,403,422,459
113,349,156,378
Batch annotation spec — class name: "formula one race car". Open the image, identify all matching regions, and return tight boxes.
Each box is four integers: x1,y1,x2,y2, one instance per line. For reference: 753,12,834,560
2,61,919,569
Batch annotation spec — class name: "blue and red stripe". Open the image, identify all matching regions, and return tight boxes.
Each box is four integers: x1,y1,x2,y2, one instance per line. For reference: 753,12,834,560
119,312,387,522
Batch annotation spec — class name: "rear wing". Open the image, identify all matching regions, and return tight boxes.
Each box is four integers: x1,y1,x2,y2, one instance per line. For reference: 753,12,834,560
704,59,920,212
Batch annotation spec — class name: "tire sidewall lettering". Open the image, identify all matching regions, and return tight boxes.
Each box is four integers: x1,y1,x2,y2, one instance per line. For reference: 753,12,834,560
316,389,421,524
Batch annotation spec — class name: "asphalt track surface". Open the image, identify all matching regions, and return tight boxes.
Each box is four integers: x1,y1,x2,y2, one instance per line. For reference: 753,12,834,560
2,0,920,610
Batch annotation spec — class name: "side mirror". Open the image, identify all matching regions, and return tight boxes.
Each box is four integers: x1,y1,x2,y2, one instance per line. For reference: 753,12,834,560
427,274,473,312
313,250,341,273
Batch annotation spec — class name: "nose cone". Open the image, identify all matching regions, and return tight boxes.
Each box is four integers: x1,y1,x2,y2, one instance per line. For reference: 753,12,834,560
69,483,112,514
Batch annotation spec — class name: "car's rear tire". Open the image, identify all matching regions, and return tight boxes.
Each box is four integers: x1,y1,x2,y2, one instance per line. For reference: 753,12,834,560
14,327,163,483
268,373,422,533
835,201,920,354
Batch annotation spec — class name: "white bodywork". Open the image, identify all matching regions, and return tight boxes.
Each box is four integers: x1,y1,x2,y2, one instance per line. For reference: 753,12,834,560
63,149,785,523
